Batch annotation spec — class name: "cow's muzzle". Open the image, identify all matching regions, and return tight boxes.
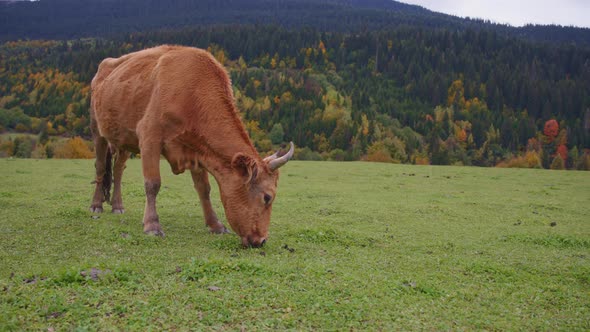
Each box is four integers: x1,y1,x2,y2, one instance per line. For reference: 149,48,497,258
242,236,267,248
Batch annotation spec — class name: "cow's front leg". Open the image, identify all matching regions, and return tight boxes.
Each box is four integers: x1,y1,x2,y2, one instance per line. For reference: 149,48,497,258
141,145,164,236
191,167,229,234
111,149,130,214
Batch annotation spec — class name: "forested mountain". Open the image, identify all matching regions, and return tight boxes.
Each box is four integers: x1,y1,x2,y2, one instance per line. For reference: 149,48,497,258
1,1,589,169
1,0,589,46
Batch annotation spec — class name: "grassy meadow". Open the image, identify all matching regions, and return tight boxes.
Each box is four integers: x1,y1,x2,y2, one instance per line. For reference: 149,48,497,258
0,158,588,330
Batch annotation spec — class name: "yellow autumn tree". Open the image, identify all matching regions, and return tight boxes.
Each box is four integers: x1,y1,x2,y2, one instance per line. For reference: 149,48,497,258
414,153,430,165
318,40,327,55
525,151,542,168
361,114,369,136
366,141,393,163
447,79,466,110
550,154,565,170
54,137,94,159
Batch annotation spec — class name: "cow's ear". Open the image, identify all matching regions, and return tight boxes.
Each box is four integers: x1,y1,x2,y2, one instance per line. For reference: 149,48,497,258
231,153,258,184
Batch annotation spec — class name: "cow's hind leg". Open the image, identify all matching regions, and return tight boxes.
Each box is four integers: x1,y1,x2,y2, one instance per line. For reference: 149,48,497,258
111,149,130,214
140,142,164,236
90,135,111,213
191,167,228,234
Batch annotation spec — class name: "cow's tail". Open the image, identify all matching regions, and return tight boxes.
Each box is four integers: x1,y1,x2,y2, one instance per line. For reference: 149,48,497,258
102,145,113,204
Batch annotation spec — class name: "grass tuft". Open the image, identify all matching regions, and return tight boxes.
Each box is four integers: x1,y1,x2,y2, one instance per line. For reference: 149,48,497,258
504,234,590,249
179,258,263,282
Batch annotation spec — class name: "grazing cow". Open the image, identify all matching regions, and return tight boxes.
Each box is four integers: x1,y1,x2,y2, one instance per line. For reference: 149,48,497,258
89,45,294,248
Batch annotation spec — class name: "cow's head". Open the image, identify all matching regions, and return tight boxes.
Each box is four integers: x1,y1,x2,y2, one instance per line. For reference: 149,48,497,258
219,142,294,248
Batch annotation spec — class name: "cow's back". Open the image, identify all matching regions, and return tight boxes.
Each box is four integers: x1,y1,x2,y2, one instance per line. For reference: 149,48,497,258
91,45,239,157
91,47,166,146
92,46,196,147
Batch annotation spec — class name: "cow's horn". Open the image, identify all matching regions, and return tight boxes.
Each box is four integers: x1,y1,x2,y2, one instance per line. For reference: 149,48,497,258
268,142,295,171
263,150,280,163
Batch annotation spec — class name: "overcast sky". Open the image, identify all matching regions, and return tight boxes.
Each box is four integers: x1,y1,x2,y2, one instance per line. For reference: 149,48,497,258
399,0,590,28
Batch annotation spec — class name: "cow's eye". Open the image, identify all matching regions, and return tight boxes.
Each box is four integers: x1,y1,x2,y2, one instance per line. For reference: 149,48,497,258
263,193,272,205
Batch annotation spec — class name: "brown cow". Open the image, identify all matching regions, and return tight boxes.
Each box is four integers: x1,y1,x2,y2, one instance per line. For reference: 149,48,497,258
89,45,294,248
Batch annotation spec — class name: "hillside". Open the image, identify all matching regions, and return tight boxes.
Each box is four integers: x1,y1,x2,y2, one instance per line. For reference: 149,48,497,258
1,2,589,169
1,0,589,45
2,25,590,168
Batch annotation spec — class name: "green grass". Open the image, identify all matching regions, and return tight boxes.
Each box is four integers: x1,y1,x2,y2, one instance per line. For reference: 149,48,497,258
0,158,589,330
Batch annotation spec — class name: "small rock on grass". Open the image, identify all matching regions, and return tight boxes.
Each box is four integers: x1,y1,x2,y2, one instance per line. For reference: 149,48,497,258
24,277,38,284
208,286,221,292
80,268,111,281
403,281,417,288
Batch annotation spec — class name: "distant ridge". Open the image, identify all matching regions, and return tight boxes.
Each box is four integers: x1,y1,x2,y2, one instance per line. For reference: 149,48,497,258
1,0,589,46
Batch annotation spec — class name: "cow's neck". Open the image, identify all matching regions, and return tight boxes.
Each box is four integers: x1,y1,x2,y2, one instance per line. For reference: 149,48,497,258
194,133,256,174
178,112,259,178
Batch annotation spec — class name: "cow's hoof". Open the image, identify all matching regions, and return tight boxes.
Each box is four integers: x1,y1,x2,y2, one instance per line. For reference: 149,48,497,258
210,226,230,234
144,221,165,237
90,206,103,213
144,229,165,237
112,208,125,214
